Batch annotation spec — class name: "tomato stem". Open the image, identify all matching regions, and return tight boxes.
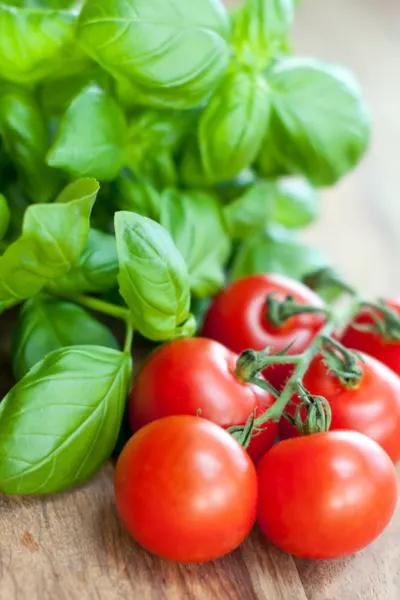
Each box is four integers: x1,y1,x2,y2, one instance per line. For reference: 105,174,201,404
266,293,330,327
303,267,357,297
358,300,400,341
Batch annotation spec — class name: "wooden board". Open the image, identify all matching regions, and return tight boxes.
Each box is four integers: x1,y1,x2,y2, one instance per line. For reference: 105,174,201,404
1,1,400,598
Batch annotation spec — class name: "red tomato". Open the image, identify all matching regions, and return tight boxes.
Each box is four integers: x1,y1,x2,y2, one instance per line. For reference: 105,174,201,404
202,274,325,390
279,352,400,462
114,415,257,563
129,337,277,463
257,431,398,559
341,301,400,376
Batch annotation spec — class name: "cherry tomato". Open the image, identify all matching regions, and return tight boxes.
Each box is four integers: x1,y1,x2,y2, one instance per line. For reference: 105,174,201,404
202,274,325,390
341,301,400,376
114,415,258,563
279,352,400,462
257,431,398,559
129,337,277,463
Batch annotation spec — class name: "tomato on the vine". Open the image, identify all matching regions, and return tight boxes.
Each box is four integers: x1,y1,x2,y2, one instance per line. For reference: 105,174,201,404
114,415,257,563
129,337,277,463
202,274,325,390
279,352,400,462
341,300,400,377
257,431,398,559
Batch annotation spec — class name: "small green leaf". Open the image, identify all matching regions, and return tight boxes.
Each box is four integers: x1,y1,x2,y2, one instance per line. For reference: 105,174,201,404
0,178,98,302
114,211,194,341
160,189,231,298
199,68,271,182
47,84,127,181
0,194,10,241
12,295,119,380
258,57,370,185
231,224,329,281
0,346,132,495
232,0,294,68
0,5,90,84
223,181,275,238
47,229,118,295
0,86,61,203
115,178,162,222
273,177,319,228
76,0,230,109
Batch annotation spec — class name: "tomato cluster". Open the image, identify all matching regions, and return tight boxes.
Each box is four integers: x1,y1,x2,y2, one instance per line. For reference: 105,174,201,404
115,274,399,563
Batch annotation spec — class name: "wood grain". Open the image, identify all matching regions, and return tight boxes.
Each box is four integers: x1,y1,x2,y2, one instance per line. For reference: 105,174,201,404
1,1,400,599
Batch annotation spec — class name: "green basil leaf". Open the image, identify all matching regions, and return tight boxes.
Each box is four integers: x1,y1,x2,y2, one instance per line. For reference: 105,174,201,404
115,178,162,222
273,177,319,228
0,345,132,495
160,189,231,298
0,178,98,302
258,57,370,186
223,181,275,238
215,168,257,202
0,194,10,241
180,136,213,188
232,0,294,68
231,224,329,281
0,5,90,84
76,0,230,109
11,295,119,380
47,84,127,181
114,211,194,341
0,86,61,204
47,229,118,295
199,69,271,182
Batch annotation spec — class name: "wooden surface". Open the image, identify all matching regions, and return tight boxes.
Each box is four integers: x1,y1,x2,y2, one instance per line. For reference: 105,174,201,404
2,1,400,599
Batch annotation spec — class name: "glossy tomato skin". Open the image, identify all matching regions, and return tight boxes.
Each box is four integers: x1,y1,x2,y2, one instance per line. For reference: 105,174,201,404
129,337,277,463
115,416,258,563
341,302,400,377
279,352,400,463
257,431,398,559
202,274,325,390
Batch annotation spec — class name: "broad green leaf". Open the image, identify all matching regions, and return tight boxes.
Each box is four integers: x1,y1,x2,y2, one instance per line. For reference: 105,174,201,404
231,224,329,281
199,69,271,182
115,178,161,221
232,0,294,68
0,194,10,240
12,295,119,380
0,86,61,204
0,5,90,84
258,57,370,186
0,178,98,302
273,177,319,228
223,181,275,238
180,137,213,188
76,0,230,109
215,168,257,202
0,345,132,494
160,189,231,298
47,229,118,295
47,84,127,181
114,211,194,341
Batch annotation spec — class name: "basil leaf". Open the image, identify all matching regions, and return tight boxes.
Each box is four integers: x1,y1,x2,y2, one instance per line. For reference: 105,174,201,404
232,0,294,68
0,178,98,302
114,211,195,341
215,168,257,202
180,137,213,188
47,229,118,295
0,346,132,495
273,177,319,228
160,189,231,298
76,0,230,109
115,178,161,222
199,69,271,182
223,181,275,238
12,295,119,380
258,57,370,185
47,84,127,181
0,194,10,241
0,5,90,84
0,86,61,204
231,224,329,281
